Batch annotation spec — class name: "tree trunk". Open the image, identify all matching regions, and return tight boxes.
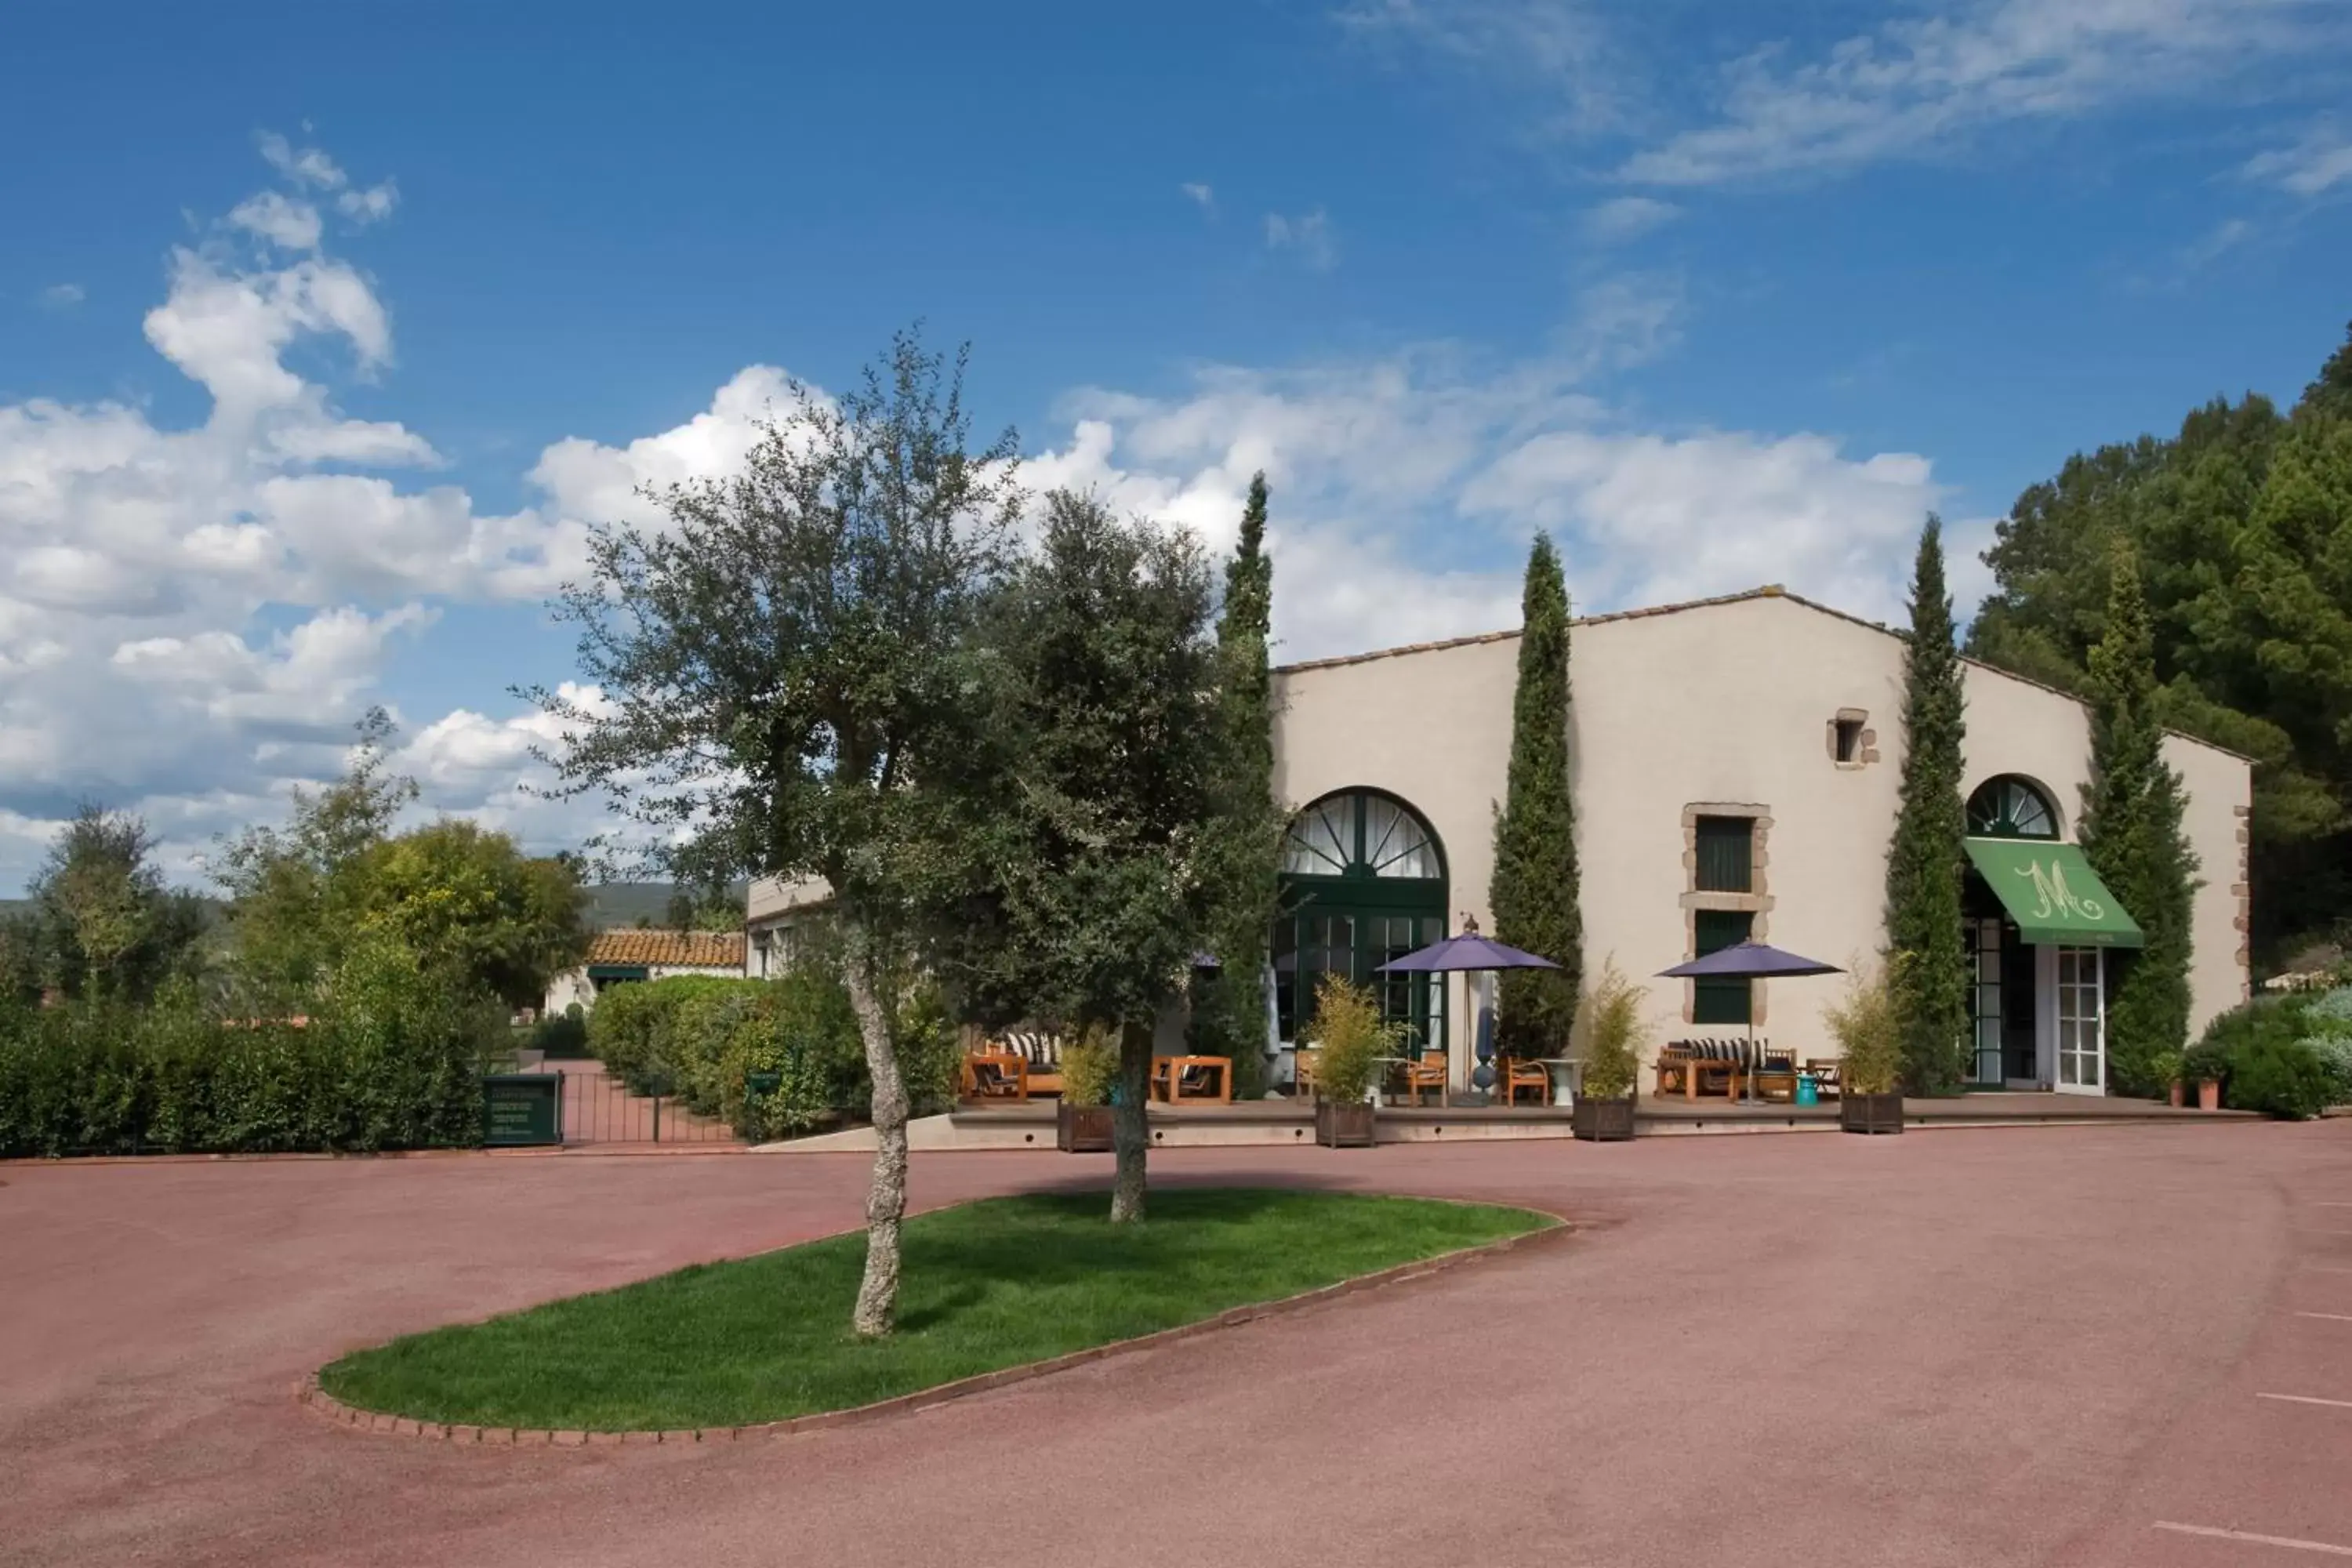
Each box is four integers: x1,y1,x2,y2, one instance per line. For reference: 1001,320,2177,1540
844,950,909,1338
1109,1018,1152,1223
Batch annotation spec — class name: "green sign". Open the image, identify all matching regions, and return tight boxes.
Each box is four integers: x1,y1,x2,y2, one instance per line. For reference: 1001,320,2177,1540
746,1069,782,1098
1963,839,2145,949
482,1073,564,1146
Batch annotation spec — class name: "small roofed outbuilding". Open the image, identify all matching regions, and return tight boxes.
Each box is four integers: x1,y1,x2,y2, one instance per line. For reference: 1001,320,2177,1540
543,929,746,1016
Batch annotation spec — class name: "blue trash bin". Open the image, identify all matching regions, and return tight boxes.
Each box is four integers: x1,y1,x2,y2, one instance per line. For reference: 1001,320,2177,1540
1795,1075,1820,1107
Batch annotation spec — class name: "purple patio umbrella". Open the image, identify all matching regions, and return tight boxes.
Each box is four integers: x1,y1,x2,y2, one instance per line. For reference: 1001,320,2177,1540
1657,941,1842,1105
1376,919,1561,1094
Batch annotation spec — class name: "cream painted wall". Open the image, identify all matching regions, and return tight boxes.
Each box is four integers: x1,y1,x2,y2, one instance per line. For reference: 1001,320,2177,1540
1271,591,2252,1087
543,963,742,1016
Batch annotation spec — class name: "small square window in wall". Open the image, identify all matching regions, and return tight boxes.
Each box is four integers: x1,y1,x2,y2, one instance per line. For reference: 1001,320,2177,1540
1693,815,1754,893
1829,709,1875,768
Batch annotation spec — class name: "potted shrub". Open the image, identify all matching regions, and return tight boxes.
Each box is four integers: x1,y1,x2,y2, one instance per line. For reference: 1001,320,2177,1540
1055,1026,1117,1152
2182,1040,2230,1112
1308,975,1395,1148
1571,960,1645,1142
1828,961,1904,1135
2151,1049,2185,1109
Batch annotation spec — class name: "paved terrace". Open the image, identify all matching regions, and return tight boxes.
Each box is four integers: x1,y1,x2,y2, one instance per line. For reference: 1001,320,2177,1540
3,1121,2350,1566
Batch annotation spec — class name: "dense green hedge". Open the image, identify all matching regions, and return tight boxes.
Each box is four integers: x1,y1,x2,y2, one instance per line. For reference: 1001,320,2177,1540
583,967,958,1140
2190,986,2352,1120
0,939,501,1158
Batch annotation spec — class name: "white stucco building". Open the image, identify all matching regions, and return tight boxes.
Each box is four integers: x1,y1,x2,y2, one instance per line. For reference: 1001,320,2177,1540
1270,586,2250,1098
744,584,2251,1102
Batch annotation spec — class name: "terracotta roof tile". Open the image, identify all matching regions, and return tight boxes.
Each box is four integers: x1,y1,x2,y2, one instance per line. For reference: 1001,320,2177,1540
586,930,745,969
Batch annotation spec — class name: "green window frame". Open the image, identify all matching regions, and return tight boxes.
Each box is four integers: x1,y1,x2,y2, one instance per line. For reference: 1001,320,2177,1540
1691,909,1753,1025
1693,816,1755,893
1966,775,2059,840
1274,790,1449,1055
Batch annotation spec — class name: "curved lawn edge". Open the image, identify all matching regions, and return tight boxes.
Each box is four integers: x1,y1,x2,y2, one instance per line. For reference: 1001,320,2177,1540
299,1195,1570,1447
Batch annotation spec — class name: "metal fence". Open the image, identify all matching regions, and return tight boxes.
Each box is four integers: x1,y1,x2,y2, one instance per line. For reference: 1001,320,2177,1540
519,1061,742,1145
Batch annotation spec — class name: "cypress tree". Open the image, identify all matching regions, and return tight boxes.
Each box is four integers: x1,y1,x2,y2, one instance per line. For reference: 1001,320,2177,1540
1884,516,1971,1094
2079,540,2199,1094
1189,472,1283,1095
1490,532,1582,1061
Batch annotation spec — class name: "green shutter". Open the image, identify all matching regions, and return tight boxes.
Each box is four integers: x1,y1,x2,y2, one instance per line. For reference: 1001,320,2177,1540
1694,817,1754,893
1691,909,1753,1025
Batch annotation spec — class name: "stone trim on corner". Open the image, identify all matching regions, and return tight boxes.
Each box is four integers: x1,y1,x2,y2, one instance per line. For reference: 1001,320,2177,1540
2233,803,2252,1002
295,1216,1575,1449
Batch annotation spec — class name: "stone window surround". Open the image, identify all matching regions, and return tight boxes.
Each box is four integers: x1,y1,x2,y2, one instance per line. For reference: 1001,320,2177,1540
1679,803,1774,1026
1828,708,1880,769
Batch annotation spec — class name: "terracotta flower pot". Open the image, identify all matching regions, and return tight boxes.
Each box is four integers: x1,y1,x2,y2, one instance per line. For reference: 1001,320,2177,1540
2168,1082,2185,1109
2198,1079,2222,1112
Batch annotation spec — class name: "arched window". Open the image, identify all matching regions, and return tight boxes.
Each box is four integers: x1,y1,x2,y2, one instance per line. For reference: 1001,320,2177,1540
1967,775,2060,840
1273,790,1449,1054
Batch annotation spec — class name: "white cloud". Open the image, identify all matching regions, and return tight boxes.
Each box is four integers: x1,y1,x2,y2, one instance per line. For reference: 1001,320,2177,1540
38,283,85,310
1582,195,1680,244
337,180,399,223
229,191,323,252
1336,0,1632,137
1618,0,2343,187
1263,208,1338,270
257,131,347,191
1181,181,1215,212
2244,121,2352,195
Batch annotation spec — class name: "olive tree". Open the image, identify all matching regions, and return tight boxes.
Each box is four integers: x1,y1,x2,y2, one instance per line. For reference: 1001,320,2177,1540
525,329,1022,1337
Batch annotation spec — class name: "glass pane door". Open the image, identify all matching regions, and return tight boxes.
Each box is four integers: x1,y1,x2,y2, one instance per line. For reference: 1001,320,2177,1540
2055,947,2104,1093
1971,920,2004,1084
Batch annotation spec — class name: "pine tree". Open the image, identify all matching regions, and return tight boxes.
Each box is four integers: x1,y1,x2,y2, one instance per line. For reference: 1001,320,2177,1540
1884,517,1972,1094
1490,533,1582,1062
2079,540,2199,1094
1188,473,1284,1095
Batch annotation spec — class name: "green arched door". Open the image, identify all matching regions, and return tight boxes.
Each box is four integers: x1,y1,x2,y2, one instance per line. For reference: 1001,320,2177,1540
1272,789,1450,1058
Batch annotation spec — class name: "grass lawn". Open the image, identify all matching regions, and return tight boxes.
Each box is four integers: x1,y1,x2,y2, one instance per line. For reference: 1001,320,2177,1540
318,1188,1552,1431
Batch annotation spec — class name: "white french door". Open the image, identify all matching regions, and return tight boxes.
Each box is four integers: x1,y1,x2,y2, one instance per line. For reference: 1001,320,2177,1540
2053,946,2105,1094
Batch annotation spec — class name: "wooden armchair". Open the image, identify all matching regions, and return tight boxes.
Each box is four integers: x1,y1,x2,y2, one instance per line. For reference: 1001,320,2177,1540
965,1053,1028,1102
1399,1051,1448,1107
1293,1048,1322,1100
1500,1057,1550,1107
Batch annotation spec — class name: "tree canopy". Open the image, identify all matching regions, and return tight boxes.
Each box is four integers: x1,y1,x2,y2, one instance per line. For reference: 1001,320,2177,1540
2,806,209,1004
948,490,1227,1221
1969,323,2352,960
1885,517,1970,1094
1490,532,1582,1064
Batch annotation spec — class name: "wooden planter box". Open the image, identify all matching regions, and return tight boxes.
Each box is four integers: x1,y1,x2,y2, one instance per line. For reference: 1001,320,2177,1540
1315,1101,1377,1149
1841,1091,1905,1135
1571,1094,1635,1142
1056,1102,1115,1153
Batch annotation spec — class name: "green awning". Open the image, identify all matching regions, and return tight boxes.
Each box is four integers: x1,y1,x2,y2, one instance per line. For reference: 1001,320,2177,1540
1964,839,2143,949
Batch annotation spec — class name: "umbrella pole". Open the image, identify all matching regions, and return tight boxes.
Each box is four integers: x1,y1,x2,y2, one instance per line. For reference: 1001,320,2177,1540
1740,1015,1762,1107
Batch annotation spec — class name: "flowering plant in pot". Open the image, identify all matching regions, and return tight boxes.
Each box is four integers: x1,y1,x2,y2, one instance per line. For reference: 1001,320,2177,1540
2151,1050,2186,1109
1571,960,1646,1142
2181,1040,2230,1112
1308,975,1396,1148
1829,960,1905,1135
1055,1026,1118,1152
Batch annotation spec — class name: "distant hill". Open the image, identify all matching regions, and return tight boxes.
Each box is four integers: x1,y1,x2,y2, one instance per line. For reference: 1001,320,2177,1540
581,882,747,931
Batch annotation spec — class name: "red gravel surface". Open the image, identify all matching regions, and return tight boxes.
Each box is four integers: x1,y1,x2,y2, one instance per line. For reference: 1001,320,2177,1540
4,1122,2350,1567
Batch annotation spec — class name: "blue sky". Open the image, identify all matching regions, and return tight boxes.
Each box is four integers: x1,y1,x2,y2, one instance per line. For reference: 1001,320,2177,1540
2,1,2349,890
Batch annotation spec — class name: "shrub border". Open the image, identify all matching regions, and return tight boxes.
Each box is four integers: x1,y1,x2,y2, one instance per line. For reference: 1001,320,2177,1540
296,1203,1572,1447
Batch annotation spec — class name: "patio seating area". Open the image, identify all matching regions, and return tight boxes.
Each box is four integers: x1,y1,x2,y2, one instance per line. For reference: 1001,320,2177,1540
1653,1039,1841,1104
